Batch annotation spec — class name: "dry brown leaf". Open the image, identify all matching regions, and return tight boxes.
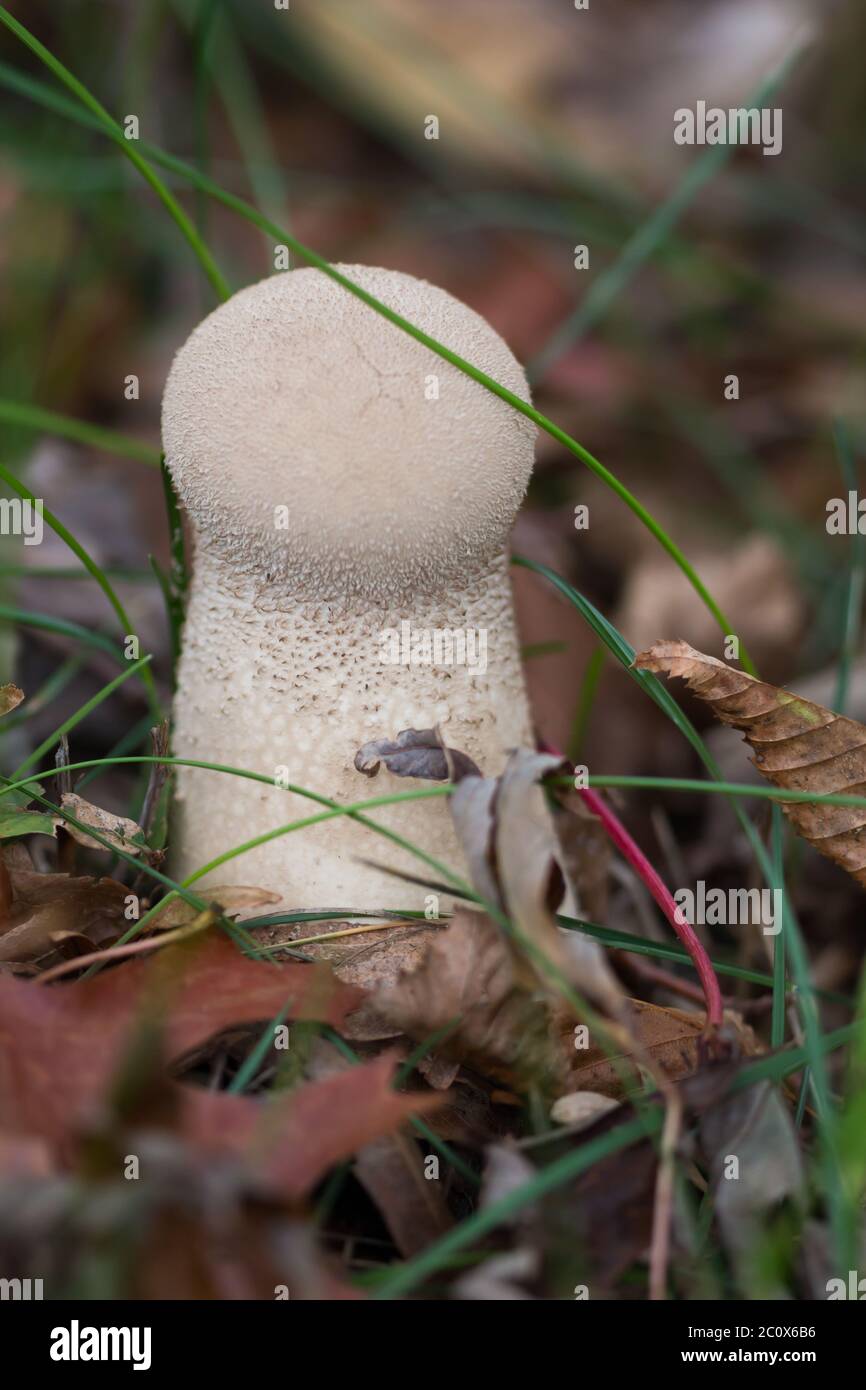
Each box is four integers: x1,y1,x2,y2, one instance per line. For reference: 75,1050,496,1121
0,933,362,1150
273,918,446,1042
178,1052,440,1202
634,639,866,887
698,1080,806,1292
553,794,611,924
56,793,148,857
0,872,127,965
353,1130,453,1256
372,908,562,1088
416,1052,460,1090
555,999,758,1100
150,885,281,929
0,684,24,717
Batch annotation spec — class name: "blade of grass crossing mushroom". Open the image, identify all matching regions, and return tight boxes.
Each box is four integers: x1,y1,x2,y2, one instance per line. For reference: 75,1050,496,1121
20,754,662,1111
0,12,753,672
4,753,866,1000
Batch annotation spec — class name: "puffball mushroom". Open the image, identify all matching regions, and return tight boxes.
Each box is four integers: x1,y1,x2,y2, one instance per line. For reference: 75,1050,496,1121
162,265,535,911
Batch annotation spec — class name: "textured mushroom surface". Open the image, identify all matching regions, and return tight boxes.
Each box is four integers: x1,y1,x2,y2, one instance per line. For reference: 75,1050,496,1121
163,265,535,602
163,266,536,911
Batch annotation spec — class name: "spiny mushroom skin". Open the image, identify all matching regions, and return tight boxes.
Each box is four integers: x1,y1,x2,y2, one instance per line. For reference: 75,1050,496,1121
162,265,535,911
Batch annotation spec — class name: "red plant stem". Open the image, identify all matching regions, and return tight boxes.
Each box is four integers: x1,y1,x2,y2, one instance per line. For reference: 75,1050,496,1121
577,785,723,1029
540,741,723,1029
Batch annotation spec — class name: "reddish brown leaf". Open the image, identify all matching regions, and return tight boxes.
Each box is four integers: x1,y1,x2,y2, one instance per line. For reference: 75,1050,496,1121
0,932,362,1147
177,1052,440,1199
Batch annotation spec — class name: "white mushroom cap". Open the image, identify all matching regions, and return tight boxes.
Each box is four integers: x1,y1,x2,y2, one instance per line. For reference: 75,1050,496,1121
162,265,535,601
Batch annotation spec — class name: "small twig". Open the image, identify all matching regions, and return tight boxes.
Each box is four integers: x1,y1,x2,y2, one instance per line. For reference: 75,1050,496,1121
53,734,72,800
649,1088,683,1301
259,917,436,952
36,906,218,984
139,721,170,840
53,736,77,874
618,953,711,1008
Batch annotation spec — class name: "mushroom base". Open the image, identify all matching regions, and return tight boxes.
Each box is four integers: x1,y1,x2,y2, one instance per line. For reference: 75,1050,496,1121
170,546,533,915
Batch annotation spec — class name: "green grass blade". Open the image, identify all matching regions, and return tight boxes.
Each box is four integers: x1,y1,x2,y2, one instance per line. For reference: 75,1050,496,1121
832,420,864,714
0,605,130,660
0,6,230,301
0,463,160,717
11,655,154,779
0,399,159,466
568,643,604,762
527,40,806,380
770,804,787,1050
372,1112,657,1298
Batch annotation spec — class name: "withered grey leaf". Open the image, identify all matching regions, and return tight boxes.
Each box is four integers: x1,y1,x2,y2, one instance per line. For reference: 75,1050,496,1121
451,1143,542,1298
550,1090,621,1131
453,1248,540,1301
354,727,480,781
699,1079,805,1290
448,774,500,907
452,750,627,1019
479,1141,538,1219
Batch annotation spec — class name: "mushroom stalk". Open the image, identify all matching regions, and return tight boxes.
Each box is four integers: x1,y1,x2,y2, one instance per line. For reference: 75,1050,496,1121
162,265,536,912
